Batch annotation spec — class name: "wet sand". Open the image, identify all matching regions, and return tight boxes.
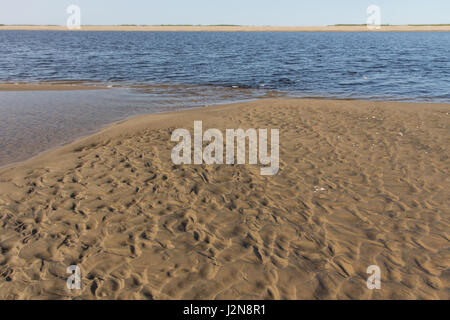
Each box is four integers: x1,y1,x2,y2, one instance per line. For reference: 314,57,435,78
0,83,107,91
1,25,450,32
0,98,448,299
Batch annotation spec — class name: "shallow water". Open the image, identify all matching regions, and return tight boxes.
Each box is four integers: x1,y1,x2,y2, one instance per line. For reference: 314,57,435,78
0,31,449,166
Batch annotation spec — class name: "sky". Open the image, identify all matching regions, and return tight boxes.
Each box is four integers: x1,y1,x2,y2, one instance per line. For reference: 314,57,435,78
0,0,449,26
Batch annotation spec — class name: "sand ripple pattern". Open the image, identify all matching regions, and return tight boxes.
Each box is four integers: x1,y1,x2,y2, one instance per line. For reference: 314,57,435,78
0,99,449,299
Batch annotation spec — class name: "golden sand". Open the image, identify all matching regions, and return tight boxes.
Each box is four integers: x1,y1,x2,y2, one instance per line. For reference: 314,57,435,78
0,99,448,299
1,25,450,32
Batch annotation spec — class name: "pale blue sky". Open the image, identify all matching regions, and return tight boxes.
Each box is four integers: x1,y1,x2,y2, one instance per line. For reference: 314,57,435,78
1,0,449,26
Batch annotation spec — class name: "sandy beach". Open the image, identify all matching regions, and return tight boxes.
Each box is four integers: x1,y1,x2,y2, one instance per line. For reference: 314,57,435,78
0,83,107,91
1,25,450,32
0,98,448,299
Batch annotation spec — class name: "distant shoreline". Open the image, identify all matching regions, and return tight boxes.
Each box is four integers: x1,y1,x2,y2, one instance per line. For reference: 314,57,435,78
0,82,107,91
0,98,449,300
1,25,450,32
